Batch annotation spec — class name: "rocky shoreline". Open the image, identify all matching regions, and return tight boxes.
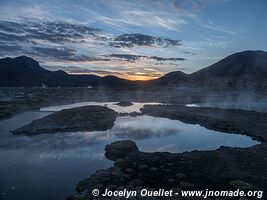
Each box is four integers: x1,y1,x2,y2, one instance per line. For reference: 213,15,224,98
141,105,267,142
68,140,267,200
67,104,267,200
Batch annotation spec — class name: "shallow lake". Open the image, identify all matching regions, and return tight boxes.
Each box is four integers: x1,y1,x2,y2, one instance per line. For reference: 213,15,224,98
0,102,260,200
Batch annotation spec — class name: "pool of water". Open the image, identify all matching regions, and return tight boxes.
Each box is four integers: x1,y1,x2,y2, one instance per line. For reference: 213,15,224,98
0,102,260,200
40,101,162,113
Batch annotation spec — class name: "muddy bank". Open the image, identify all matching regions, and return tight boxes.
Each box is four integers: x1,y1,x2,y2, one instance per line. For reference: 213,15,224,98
141,105,267,142
68,140,267,200
11,106,116,136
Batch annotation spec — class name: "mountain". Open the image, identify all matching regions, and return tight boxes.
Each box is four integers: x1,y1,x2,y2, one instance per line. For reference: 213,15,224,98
192,50,267,78
154,50,267,88
149,71,189,85
0,56,132,87
0,50,267,88
190,50,267,87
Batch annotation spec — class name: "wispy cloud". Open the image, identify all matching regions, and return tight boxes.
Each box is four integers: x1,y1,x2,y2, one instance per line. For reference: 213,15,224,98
105,54,186,62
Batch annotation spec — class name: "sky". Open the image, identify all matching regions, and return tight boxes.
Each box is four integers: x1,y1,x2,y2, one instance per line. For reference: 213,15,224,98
0,0,267,80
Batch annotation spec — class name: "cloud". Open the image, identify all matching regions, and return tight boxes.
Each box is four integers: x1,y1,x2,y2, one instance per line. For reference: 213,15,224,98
0,19,182,49
150,56,186,61
44,66,121,75
105,54,186,62
30,47,110,62
111,33,182,48
42,65,162,80
0,19,103,44
0,17,188,80
184,51,196,55
84,1,188,31
0,43,22,52
0,43,22,57
0,18,186,69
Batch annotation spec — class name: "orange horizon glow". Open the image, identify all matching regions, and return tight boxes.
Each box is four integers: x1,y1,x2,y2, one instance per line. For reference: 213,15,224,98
68,72,165,81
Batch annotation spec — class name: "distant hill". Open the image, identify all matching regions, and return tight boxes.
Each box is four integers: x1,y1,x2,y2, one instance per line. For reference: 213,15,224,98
0,56,132,87
0,50,267,89
190,50,267,88
149,71,189,85
153,50,267,89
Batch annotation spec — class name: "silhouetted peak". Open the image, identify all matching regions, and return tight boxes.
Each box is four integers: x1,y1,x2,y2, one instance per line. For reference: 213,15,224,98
14,55,40,67
103,75,121,80
192,50,267,78
161,71,188,77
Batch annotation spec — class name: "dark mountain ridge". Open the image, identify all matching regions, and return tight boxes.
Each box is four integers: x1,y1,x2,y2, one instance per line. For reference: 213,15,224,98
0,56,132,87
154,50,267,88
192,50,267,77
0,50,266,88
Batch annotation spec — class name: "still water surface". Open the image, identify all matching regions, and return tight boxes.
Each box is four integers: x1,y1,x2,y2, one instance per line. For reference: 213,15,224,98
0,102,259,200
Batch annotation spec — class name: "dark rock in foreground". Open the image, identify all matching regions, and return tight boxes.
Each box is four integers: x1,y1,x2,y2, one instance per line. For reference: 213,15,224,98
115,101,134,107
12,106,116,136
68,140,267,200
105,140,139,161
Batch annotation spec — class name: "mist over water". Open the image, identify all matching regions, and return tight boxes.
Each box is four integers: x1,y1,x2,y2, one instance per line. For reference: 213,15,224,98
197,91,267,112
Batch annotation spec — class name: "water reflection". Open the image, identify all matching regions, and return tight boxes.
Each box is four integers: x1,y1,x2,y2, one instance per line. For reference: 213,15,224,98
40,101,162,113
0,104,261,200
0,114,259,152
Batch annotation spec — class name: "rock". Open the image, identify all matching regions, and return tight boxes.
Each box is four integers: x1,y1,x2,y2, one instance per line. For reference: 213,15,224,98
128,179,143,186
126,185,135,190
114,159,125,167
107,184,118,190
68,139,267,200
168,179,175,183
105,140,139,161
230,180,253,189
138,164,148,169
111,169,121,177
125,168,133,173
117,186,124,191
179,181,195,189
172,187,181,193
116,158,124,162
165,169,170,172
150,167,158,172
176,173,186,179
115,101,133,107
12,106,117,135
135,186,143,190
